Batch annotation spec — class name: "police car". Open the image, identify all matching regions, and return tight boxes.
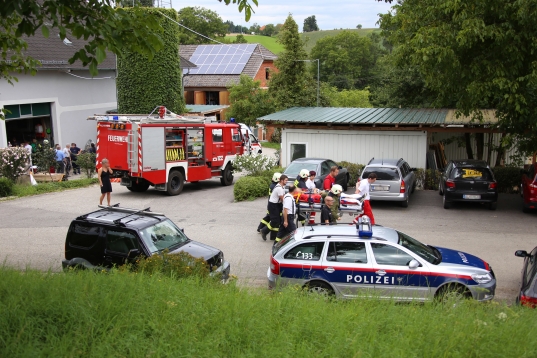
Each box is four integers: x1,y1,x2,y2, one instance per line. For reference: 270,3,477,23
268,218,496,301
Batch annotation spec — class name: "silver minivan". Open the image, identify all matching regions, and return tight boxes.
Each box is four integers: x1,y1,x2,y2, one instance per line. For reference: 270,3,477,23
359,158,416,207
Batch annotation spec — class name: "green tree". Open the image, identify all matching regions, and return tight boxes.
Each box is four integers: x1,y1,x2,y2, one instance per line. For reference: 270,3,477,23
234,34,248,44
310,30,376,90
379,0,537,154
322,85,372,108
356,24,362,29
269,15,319,110
227,75,275,127
117,8,184,114
177,7,228,45
248,23,261,34
303,15,319,32
261,24,276,37
0,0,257,82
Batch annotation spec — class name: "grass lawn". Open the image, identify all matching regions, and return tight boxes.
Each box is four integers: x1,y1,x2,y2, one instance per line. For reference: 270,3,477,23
225,34,284,54
1,267,536,356
1,177,99,199
261,141,280,150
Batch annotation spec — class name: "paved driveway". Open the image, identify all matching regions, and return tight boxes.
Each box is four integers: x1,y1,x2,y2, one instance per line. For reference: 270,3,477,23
0,180,535,302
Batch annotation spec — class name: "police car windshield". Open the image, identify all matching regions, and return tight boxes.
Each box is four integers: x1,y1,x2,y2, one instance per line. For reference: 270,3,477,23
397,231,440,264
140,219,190,254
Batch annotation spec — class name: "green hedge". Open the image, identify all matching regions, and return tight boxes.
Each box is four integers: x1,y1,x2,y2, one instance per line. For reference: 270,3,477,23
338,161,364,186
0,177,14,197
414,169,442,190
117,8,185,114
234,176,269,201
492,166,521,193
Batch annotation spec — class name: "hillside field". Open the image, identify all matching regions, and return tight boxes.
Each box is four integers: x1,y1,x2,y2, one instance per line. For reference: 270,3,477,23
225,34,284,54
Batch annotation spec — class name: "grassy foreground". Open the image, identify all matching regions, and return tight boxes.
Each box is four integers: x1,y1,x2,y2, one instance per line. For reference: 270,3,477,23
1,267,536,357
10,178,98,198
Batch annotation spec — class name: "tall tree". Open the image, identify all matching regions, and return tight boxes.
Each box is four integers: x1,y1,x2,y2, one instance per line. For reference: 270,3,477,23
177,7,228,44
261,24,276,37
303,15,319,32
379,0,537,154
227,75,275,127
0,0,257,83
269,15,319,110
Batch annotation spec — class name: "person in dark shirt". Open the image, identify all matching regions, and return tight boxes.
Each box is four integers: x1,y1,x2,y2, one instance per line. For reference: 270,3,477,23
70,143,81,175
321,196,336,224
88,143,96,154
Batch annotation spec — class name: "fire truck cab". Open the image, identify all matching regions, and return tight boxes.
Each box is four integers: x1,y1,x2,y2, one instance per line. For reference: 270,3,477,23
90,107,244,195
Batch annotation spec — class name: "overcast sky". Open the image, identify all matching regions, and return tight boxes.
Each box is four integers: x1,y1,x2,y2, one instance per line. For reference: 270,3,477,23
171,0,394,30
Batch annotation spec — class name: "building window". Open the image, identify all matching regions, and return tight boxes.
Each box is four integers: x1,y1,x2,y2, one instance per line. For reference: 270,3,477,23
290,143,307,162
206,91,219,105
265,67,270,80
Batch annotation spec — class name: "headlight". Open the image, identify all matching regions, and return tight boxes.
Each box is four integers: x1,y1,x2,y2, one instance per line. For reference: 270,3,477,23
471,273,492,284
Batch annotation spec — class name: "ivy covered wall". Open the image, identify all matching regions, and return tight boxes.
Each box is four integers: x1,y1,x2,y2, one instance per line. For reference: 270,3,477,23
117,8,185,114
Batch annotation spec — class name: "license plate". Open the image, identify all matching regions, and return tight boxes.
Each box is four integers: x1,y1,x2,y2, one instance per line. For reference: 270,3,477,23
372,185,389,192
463,194,481,199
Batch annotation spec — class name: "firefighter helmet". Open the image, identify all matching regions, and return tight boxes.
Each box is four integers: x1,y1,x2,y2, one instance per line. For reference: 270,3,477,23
272,172,282,182
330,184,343,195
299,169,309,179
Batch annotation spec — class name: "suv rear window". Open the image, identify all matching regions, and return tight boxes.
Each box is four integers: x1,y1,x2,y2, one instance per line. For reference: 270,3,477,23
363,167,400,181
452,167,492,180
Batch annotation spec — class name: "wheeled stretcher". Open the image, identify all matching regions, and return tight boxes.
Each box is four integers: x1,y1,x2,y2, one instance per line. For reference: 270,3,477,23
294,191,365,216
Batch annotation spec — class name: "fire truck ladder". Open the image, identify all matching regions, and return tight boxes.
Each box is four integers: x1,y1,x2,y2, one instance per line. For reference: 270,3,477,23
127,129,136,171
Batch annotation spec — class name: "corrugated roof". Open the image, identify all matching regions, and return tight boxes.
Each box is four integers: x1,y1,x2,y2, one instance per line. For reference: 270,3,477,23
186,104,229,114
258,107,498,125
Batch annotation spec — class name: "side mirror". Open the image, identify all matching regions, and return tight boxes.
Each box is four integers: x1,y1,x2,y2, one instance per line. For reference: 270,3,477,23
127,248,140,259
408,259,420,269
515,250,528,258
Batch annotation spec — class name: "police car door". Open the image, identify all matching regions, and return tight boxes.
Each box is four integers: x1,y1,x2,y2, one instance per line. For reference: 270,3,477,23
321,239,374,298
368,242,431,301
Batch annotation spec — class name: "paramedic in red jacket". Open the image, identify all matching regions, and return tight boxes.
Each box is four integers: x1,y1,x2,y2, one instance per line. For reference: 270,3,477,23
323,166,339,190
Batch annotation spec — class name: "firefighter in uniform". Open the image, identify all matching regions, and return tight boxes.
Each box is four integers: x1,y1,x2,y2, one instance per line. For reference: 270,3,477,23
294,169,310,226
261,174,288,241
275,185,297,243
321,184,343,222
257,172,282,233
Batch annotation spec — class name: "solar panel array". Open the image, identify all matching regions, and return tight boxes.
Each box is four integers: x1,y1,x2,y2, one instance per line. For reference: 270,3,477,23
188,44,257,75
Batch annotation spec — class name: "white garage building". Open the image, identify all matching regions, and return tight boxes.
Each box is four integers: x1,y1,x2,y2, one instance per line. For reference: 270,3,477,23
258,107,513,169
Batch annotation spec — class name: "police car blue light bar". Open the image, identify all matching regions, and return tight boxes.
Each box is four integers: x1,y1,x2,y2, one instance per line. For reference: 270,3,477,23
357,216,372,237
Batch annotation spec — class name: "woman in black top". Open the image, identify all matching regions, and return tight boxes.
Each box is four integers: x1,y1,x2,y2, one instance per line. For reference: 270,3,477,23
98,158,113,206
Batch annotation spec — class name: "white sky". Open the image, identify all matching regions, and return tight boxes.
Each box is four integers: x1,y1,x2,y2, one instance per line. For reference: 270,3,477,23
170,0,394,30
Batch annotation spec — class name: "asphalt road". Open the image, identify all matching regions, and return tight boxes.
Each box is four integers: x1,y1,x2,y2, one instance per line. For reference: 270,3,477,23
1,177,536,303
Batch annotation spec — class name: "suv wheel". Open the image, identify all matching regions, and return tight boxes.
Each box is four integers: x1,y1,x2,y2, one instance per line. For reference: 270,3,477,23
400,195,409,208
443,194,451,209
166,170,184,196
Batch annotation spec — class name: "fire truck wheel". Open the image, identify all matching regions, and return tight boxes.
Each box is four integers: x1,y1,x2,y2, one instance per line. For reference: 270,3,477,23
167,170,184,196
220,164,234,186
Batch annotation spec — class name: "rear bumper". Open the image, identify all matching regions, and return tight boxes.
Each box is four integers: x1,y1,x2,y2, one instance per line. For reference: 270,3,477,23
445,191,497,203
370,193,407,202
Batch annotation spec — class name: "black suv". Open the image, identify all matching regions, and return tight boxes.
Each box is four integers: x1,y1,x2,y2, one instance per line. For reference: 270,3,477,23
439,160,498,210
62,206,230,279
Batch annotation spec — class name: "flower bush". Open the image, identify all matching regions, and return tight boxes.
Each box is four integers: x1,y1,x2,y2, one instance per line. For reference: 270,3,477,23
0,147,30,182
233,153,278,177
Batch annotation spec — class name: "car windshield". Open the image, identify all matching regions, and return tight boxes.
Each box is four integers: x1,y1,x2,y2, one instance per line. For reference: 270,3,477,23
397,231,440,264
140,219,190,254
453,167,492,180
363,167,399,180
272,233,295,256
284,162,318,176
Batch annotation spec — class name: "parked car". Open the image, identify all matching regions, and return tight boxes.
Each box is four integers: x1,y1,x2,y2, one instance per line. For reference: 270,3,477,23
268,221,496,302
283,158,349,190
520,164,537,213
439,160,498,210
62,205,230,279
515,246,537,307
359,158,416,207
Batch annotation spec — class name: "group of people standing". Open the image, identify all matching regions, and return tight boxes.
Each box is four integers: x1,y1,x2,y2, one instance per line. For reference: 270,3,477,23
257,165,378,243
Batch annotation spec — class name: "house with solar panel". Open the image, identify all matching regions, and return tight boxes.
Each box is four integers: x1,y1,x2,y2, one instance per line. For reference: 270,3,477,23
180,44,277,107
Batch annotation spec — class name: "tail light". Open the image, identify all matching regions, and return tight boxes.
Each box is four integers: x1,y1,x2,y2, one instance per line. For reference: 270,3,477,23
400,179,405,193
446,180,455,189
520,295,537,308
488,182,497,190
270,256,280,275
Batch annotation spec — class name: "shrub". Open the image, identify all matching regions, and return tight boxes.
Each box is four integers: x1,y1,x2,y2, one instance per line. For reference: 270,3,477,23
0,147,30,182
0,177,14,197
234,176,269,201
33,144,56,174
492,166,521,193
414,169,442,190
338,161,364,185
134,251,211,279
233,154,278,177
77,152,97,178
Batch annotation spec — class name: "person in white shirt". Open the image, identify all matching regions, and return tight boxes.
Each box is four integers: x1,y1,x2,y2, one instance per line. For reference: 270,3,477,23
305,170,318,192
353,172,377,225
275,185,297,243
63,144,72,176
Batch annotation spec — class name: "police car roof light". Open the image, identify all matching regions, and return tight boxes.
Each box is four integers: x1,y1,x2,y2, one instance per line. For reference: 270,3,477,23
357,215,373,237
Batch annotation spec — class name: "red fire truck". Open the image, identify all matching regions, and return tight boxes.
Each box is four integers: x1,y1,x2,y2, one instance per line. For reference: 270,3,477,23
90,107,244,195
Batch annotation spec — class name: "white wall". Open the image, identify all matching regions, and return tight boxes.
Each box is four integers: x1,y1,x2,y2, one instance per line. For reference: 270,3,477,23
0,70,117,148
281,128,428,168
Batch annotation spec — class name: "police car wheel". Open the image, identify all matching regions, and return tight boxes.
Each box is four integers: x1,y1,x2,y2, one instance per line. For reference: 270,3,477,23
436,283,471,303
305,281,334,296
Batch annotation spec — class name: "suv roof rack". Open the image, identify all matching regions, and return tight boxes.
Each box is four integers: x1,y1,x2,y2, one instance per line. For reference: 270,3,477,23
97,204,165,216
